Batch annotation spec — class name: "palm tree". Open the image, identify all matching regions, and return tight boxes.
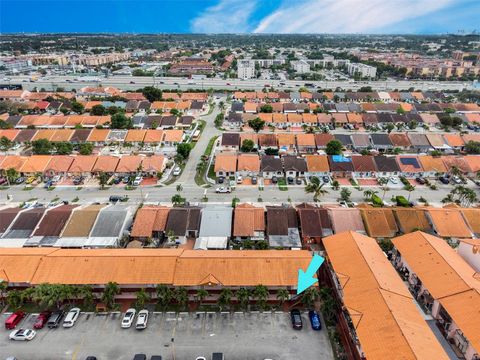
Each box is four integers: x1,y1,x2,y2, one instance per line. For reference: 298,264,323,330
134,288,151,310
363,189,378,201
77,285,94,309
301,287,319,308
218,288,233,310
253,285,269,310
0,281,8,307
450,166,461,177
235,288,250,310
98,172,109,189
174,287,189,309
156,285,172,309
101,282,120,310
319,287,337,326
305,177,329,202
176,184,183,192
195,289,209,306
276,289,290,307
377,177,390,200
7,290,23,310
404,184,415,201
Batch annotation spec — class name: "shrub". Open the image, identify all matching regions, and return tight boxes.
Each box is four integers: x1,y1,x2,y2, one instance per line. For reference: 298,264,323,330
371,194,383,206
395,195,410,207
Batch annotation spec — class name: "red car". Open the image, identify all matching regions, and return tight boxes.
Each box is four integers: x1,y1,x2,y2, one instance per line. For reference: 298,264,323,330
33,311,51,329
5,311,25,330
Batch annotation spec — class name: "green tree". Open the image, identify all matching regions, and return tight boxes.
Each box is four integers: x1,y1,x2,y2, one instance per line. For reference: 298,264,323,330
134,288,151,310
214,113,224,128
240,139,255,152
54,142,73,155
0,136,13,153
91,104,106,116
171,194,186,206
236,288,250,310
301,287,319,308
111,113,132,129
259,104,273,113
71,101,84,114
6,168,18,184
363,189,378,201
176,143,192,159
174,287,189,309
0,281,8,308
98,172,110,189
32,139,53,155
77,285,94,309
319,287,336,326
248,118,266,133
340,188,351,202
79,143,94,155
218,288,233,309
276,289,290,307
195,289,209,305
465,141,480,154
101,282,120,310
404,184,416,201
325,140,342,155
253,285,269,310
305,177,329,202
156,285,172,309
7,290,23,310
141,86,163,102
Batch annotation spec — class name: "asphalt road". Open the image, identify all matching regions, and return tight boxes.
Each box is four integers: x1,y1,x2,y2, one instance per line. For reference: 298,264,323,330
7,74,473,91
0,311,333,360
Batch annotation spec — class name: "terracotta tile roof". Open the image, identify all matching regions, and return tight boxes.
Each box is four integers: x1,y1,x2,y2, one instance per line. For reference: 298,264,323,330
131,206,170,238
125,129,147,143
68,155,97,173
276,133,296,147
233,204,265,237
92,156,120,173
347,113,363,124
443,134,465,147
296,133,315,146
239,133,258,146
143,130,164,143
272,113,286,123
287,113,302,123
0,129,20,141
141,155,166,173
257,113,273,123
45,156,74,173
302,113,317,124
393,208,432,233
163,130,183,142
244,102,257,112
426,133,447,147
332,113,348,124
61,204,105,237
0,248,59,283
462,133,480,143
20,155,52,173
460,208,480,236
50,129,74,142
418,156,447,173
419,114,440,124
173,250,311,287
427,208,472,238
116,155,142,173
84,101,102,110
316,113,332,124
237,154,260,172
323,232,449,360
360,208,398,238
305,155,329,172
328,208,365,234
314,133,334,147
87,129,110,142
258,134,277,147
214,153,237,173
351,155,377,172
32,129,56,141
464,155,480,173
441,156,472,174
389,133,411,147
0,155,27,171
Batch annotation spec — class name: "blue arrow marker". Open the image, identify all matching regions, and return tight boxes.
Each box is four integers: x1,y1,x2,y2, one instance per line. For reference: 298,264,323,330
297,254,324,295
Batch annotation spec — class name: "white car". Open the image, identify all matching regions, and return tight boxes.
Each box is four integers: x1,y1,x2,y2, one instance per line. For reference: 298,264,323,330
63,308,80,328
133,176,143,186
135,310,149,330
236,175,243,184
121,308,136,328
215,187,231,194
389,177,399,184
172,167,181,176
9,329,36,341
52,175,62,183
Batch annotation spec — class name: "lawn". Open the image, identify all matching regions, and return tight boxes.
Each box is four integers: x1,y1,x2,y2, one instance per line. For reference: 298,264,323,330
194,135,218,186
278,178,288,191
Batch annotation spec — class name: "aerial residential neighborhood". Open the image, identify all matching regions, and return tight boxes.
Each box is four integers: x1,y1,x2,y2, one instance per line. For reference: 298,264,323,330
0,1,480,359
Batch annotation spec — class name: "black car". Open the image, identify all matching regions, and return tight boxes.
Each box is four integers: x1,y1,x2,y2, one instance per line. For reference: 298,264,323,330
212,353,224,360
251,176,258,185
113,177,122,185
150,356,162,360
133,355,147,360
73,177,84,185
439,176,449,184
295,178,302,185
322,176,330,183
85,357,98,360
290,309,303,330
415,177,426,185
217,176,224,184
47,311,64,328
287,176,294,185
271,176,278,184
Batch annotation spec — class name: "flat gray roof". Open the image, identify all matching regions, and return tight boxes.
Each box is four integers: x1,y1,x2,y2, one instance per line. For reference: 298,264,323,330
198,206,232,238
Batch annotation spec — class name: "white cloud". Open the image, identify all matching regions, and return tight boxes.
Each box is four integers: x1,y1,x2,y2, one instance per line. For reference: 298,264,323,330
254,0,455,34
191,0,257,33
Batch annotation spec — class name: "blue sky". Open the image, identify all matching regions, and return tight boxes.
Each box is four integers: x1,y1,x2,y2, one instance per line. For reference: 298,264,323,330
1,0,479,34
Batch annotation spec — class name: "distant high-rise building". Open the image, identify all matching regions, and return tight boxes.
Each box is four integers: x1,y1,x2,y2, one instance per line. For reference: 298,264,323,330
237,60,255,79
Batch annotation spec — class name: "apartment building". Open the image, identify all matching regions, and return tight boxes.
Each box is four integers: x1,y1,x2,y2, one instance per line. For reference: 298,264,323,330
347,63,377,78
291,60,311,74
237,59,256,79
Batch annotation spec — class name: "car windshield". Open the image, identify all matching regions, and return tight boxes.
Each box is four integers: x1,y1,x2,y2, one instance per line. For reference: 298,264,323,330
25,330,32,335
294,314,301,322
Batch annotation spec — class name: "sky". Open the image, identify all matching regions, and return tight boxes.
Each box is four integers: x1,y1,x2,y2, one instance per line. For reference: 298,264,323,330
0,0,479,34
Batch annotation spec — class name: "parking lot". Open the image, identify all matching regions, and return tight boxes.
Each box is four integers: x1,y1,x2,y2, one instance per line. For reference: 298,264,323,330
0,311,333,360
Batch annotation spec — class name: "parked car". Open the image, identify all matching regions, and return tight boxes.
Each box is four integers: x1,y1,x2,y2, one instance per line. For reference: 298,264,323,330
0,177,7,185
295,178,302,185
322,176,330,184
236,175,243,184
52,175,62,183
195,358,206,360
9,329,36,341
109,195,128,203
415,177,426,185
63,308,80,328
217,176,225,184
15,177,25,184
44,180,53,189
47,311,64,328
113,177,122,184
451,175,463,184
85,357,98,360
308,310,322,331
121,308,136,329
439,176,450,184
150,356,162,360
212,354,224,360
135,310,149,330
33,311,51,329
5,311,25,330
251,176,258,185
389,177,398,184
122,176,130,184
26,176,36,184
73,177,84,185
215,186,231,193
133,355,147,360
133,176,143,186
287,176,294,185
271,176,278,184
290,309,303,330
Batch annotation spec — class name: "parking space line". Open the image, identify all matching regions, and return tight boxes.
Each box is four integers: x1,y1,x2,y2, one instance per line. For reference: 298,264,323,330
71,334,86,360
